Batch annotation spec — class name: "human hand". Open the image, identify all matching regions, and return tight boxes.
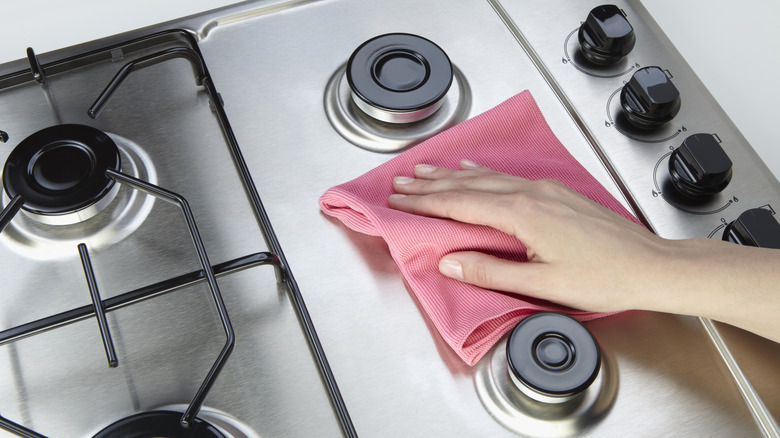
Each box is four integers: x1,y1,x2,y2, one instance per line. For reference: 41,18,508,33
389,159,780,342
387,159,674,313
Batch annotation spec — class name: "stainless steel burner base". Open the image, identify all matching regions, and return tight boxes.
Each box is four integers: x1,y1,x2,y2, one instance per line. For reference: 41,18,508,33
1,132,156,260
475,337,618,438
324,64,471,153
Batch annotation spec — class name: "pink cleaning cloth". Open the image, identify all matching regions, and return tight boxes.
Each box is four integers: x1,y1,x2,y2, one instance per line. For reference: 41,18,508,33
318,91,642,365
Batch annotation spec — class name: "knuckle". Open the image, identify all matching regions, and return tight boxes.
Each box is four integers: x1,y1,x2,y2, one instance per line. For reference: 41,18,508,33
507,191,542,213
534,178,567,194
449,173,483,190
435,189,465,204
427,190,467,217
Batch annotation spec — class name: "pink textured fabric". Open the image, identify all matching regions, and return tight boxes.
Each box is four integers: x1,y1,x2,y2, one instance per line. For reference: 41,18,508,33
319,91,641,365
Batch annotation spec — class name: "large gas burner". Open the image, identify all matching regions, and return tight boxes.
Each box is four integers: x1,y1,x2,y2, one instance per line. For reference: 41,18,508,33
325,33,471,153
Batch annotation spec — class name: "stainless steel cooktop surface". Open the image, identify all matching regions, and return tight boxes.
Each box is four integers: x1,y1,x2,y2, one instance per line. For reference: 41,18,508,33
1,1,778,437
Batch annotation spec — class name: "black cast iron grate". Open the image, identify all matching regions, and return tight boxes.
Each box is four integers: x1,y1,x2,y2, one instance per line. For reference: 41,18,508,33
0,30,355,438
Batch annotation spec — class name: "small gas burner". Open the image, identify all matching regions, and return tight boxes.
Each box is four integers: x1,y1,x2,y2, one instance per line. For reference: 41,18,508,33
325,32,471,152
505,313,601,404
474,314,617,437
2,124,121,225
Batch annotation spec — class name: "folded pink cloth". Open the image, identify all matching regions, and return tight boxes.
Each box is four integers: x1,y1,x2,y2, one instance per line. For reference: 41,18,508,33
319,91,641,365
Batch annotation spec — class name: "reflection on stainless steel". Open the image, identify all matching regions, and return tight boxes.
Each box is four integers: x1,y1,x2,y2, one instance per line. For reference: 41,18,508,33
475,338,618,438
23,182,121,226
508,371,586,406
350,92,446,125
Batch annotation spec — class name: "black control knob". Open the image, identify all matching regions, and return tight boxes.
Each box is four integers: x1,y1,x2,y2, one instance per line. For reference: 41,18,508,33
723,208,780,249
620,66,681,129
668,134,733,199
578,4,636,65
506,313,600,404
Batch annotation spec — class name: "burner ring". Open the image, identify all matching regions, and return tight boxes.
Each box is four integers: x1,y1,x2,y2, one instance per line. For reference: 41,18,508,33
3,124,121,219
347,33,453,123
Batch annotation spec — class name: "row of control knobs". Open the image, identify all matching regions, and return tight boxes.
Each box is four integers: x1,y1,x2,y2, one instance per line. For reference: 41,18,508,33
582,7,704,195
580,6,681,129
580,6,682,129
578,5,780,249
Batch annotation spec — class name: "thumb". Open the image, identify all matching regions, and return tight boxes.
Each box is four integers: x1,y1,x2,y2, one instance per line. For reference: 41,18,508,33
438,251,547,297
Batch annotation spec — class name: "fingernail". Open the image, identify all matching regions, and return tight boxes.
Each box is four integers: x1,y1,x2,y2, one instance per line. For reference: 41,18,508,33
388,194,407,200
461,159,480,169
415,164,437,174
439,257,464,280
394,176,415,185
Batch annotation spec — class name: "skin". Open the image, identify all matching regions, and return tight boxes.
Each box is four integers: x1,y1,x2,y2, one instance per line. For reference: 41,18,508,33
388,159,780,343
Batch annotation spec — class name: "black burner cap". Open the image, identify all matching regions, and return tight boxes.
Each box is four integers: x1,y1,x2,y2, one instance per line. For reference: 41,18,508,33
506,313,601,397
93,411,225,438
2,124,120,215
346,33,453,112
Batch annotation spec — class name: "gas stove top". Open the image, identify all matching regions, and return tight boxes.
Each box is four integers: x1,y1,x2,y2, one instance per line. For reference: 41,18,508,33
1,1,778,437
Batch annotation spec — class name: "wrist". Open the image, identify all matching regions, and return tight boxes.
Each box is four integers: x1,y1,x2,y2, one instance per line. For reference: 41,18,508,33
629,236,704,314
642,237,780,341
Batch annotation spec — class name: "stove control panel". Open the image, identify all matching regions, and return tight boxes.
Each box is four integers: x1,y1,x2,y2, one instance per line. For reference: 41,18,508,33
493,0,780,434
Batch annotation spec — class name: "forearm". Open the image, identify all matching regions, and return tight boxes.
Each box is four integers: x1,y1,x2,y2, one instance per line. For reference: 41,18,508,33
646,237,780,342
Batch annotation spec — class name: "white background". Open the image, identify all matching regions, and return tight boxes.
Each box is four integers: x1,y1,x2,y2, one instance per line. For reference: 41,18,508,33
1,0,779,179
